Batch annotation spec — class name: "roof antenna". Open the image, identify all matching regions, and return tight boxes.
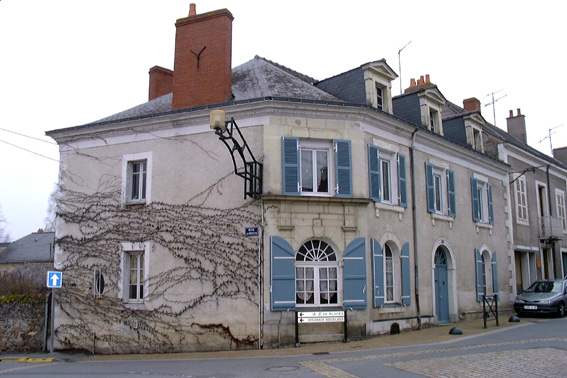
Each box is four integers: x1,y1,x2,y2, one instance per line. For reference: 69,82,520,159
538,124,565,156
398,41,412,95
484,90,507,126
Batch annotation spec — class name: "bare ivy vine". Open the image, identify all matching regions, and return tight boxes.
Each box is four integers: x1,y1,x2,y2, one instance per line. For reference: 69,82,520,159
54,170,262,353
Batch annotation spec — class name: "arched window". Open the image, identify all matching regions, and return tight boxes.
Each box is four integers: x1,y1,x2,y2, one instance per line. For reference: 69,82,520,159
296,240,339,306
482,250,492,295
385,244,394,302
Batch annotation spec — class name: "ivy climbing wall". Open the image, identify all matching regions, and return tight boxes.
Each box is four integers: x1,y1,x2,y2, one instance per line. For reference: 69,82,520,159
52,128,264,353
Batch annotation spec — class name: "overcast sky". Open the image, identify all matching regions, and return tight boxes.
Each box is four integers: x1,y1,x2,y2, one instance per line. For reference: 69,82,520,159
0,0,565,241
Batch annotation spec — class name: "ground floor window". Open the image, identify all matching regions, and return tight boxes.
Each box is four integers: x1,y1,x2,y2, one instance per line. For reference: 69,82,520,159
295,240,339,306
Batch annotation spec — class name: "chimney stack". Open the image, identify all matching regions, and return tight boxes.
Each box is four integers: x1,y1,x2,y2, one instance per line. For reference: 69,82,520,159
171,4,234,110
463,97,481,112
404,74,433,93
553,146,567,165
506,108,527,144
148,66,174,101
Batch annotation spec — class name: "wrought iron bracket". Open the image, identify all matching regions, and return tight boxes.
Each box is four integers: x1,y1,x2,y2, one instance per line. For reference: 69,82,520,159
214,117,263,199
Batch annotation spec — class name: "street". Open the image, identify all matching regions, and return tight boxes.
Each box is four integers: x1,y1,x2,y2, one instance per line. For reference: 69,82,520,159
1,317,567,377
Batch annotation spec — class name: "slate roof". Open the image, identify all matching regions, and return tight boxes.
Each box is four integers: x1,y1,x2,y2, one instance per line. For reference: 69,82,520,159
0,232,55,264
442,101,567,169
93,56,339,124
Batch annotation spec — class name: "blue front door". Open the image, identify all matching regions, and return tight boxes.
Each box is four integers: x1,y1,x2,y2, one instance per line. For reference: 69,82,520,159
435,248,450,323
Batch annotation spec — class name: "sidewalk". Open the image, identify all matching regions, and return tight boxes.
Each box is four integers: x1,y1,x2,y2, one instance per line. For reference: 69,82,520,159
0,315,531,363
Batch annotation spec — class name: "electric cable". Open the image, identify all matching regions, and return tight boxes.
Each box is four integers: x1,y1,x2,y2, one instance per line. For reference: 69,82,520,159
0,138,59,162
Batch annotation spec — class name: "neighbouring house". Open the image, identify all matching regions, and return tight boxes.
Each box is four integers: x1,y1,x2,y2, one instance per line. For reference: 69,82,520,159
0,231,55,287
45,3,565,354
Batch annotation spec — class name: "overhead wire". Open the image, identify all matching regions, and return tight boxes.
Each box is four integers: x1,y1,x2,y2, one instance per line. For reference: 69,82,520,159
0,127,57,145
0,138,59,163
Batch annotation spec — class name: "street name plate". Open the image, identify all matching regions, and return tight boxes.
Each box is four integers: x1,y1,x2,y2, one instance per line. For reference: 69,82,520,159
297,311,344,323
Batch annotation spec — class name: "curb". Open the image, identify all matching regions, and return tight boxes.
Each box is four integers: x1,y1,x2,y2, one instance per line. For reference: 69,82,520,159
0,357,54,363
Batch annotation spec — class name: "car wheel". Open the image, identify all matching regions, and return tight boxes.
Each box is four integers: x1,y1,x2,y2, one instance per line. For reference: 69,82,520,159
516,312,524,317
558,303,565,318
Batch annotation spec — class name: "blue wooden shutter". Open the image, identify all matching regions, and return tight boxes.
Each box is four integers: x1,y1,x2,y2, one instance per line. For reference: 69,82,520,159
491,252,499,296
335,140,352,198
270,236,296,311
401,242,411,306
471,178,480,222
447,169,456,217
371,238,384,307
368,145,381,202
282,137,300,195
487,183,494,225
474,248,483,302
397,153,407,208
425,163,435,213
343,237,366,309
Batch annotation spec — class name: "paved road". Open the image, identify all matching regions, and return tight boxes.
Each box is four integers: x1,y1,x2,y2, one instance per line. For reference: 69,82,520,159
1,317,566,377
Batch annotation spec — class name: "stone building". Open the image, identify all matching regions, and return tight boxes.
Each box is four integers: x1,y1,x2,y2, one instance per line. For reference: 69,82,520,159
46,4,523,353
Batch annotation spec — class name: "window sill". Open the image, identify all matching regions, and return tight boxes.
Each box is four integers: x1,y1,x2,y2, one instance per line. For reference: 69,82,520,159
430,213,455,228
374,202,406,220
125,201,147,207
379,303,406,314
475,222,493,235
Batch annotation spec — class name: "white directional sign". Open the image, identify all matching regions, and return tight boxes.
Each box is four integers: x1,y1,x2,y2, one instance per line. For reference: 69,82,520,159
298,311,344,323
47,271,62,288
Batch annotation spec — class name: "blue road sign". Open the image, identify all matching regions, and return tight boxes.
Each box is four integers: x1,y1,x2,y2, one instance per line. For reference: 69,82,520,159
245,227,259,237
47,271,62,288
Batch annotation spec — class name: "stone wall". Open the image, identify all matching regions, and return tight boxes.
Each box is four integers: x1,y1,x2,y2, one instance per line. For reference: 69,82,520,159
0,295,47,352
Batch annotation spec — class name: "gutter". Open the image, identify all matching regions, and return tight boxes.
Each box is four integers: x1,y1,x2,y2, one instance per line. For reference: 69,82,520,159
410,127,422,329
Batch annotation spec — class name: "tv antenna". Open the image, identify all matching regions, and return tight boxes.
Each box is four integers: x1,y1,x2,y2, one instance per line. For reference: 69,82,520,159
484,90,507,126
538,124,565,155
398,40,412,95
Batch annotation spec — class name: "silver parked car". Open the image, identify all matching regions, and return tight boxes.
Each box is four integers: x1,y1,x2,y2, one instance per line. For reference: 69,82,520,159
514,279,567,317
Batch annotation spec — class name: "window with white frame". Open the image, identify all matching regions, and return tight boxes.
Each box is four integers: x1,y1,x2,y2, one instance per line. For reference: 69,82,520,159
127,252,144,302
383,243,401,303
368,145,407,207
295,240,339,307
282,137,352,197
121,242,149,304
425,162,456,217
514,175,529,225
471,175,494,224
556,189,566,232
375,83,384,111
123,152,152,205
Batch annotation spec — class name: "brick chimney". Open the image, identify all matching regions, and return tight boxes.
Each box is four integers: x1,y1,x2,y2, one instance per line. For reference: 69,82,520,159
553,146,567,165
171,3,234,110
463,97,481,112
506,108,527,144
404,74,434,94
149,66,174,101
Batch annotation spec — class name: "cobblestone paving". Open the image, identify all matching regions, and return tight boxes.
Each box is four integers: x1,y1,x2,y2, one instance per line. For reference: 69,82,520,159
386,348,567,378
300,338,567,378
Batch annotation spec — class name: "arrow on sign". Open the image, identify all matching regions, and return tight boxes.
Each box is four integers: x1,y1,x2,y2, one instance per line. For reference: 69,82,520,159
50,274,60,287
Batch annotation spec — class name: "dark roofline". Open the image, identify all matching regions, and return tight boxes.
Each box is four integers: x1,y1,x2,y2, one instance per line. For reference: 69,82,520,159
45,96,507,169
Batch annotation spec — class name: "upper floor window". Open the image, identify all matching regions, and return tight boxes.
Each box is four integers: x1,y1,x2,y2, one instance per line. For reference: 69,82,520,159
295,240,339,307
425,162,456,217
376,84,384,111
123,152,152,205
471,175,494,224
128,161,147,201
368,145,407,207
282,137,352,198
556,189,567,232
514,175,529,225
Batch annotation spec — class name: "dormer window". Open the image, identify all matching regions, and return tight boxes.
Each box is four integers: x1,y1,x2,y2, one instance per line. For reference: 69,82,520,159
429,108,441,133
376,84,384,111
362,60,398,114
464,113,486,153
